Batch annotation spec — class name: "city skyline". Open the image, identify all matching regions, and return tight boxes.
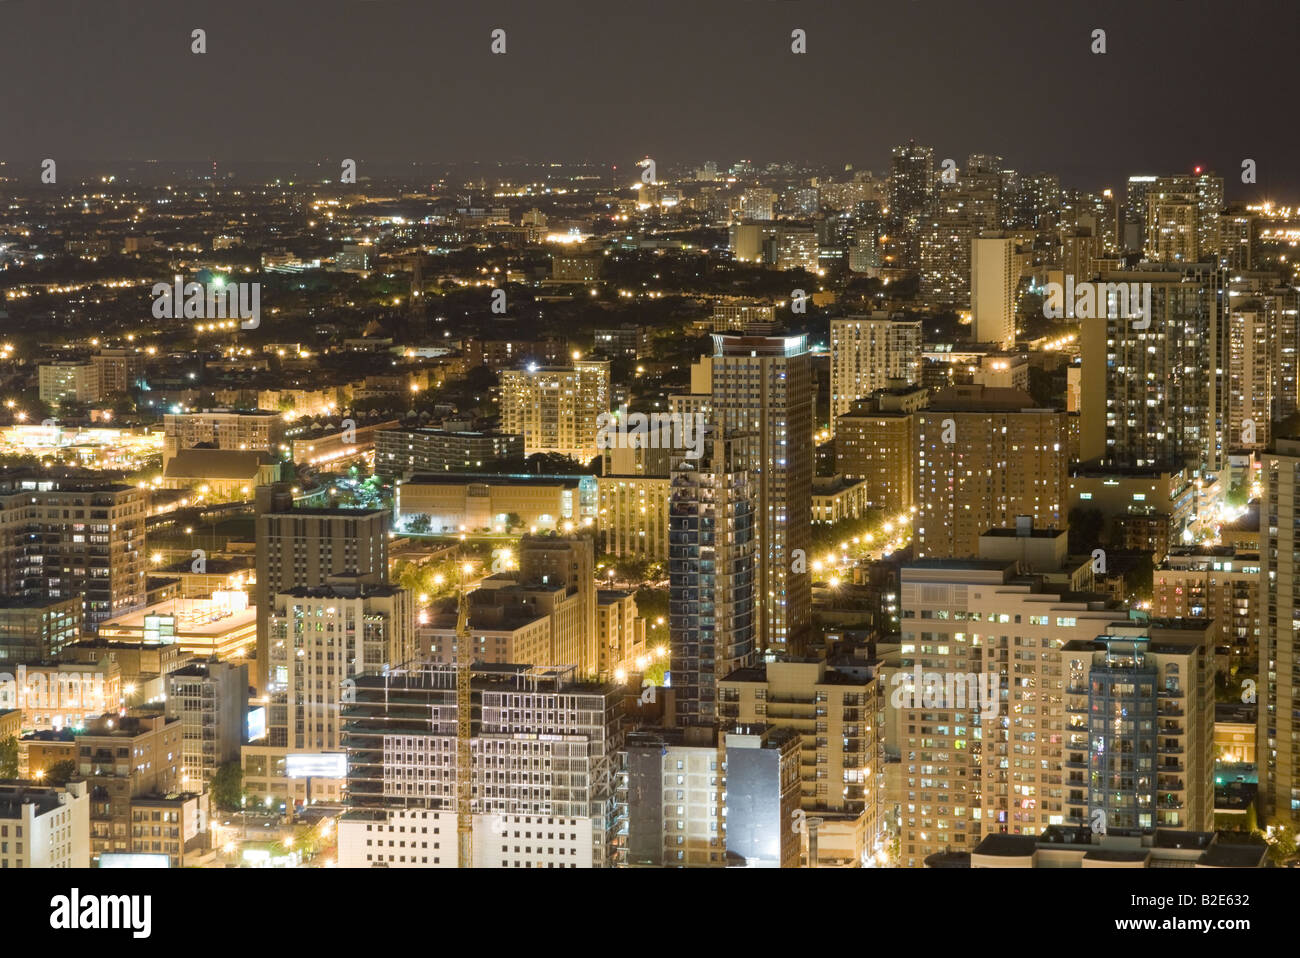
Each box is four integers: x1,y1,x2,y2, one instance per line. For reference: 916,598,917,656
0,2,1294,920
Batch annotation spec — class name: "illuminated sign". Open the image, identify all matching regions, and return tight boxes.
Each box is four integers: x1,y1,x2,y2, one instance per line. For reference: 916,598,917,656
99,853,170,868
247,706,266,742
285,753,347,779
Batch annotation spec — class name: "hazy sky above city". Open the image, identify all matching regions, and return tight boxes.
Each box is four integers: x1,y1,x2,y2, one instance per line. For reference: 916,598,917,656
1,0,1295,197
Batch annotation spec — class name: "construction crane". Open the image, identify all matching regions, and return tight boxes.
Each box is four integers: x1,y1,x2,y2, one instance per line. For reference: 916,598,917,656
456,563,474,868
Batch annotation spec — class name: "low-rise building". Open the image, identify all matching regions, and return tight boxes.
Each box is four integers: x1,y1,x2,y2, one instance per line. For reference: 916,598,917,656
375,428,523,477
97,592,257,660
0,779,90,867
162,409,288,466
17,729,76,779
0,661,122,732
396,473,597,535
75,712,183,863
963,828,1267,868
812,475,871,523
596,590,648,681
161,448,281,501
129,790,210,867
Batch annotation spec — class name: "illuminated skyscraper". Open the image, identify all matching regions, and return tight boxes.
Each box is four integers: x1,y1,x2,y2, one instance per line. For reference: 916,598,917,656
1077,266,1226,471
888,141,934,269
971,236,1018,348
709,334,813,653
1145,176,1198,263
1262,435,1300,826
253,485,389,704
669,433,757,728
914,386,1069,559
828,314,923,432
1125,174,1158,251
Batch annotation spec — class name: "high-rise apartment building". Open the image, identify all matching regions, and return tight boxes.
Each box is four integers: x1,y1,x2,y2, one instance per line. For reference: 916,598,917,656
1222,273,1300,449
1059,626,1216,833
670,434,757,727
719,724,803,868
775,226,819,272
625,726,726,867
374,428,523,477
888,141,934,269
919,209,973,307
729,223,764,262
1275,285,1300,425
719,658,881,834
1153,547,1262,673
709,334,813,653
0,596,83,662
499,360,610,463
1077,266,1225,471
1018,172,1060,230
1216,210,1259,270
1145,176,1198,263
518,533,596,675
1261,435,1300,825
1226,282,1274,451
243,578,413,808
339,663,625,868
971,236,1018,348
711,299,776,333
266,580,414,753
595,589,647,681
1124,175,1158,251
834,384,929,513
914,386,1069,559
0,475,147,632
38,362,99,405
253,484,389,701
1194,171,1225,260
165,659,249,787
596,474,670,559
91,348,146,398
1144,173,1221,263
886,556,1133,866
740,188,776,221
828,315,923,432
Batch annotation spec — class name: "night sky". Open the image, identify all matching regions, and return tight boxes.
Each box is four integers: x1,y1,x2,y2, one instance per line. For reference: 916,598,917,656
1,0,1296,196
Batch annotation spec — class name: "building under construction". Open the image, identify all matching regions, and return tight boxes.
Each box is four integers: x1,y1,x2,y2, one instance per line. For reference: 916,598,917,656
338,662,627,868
